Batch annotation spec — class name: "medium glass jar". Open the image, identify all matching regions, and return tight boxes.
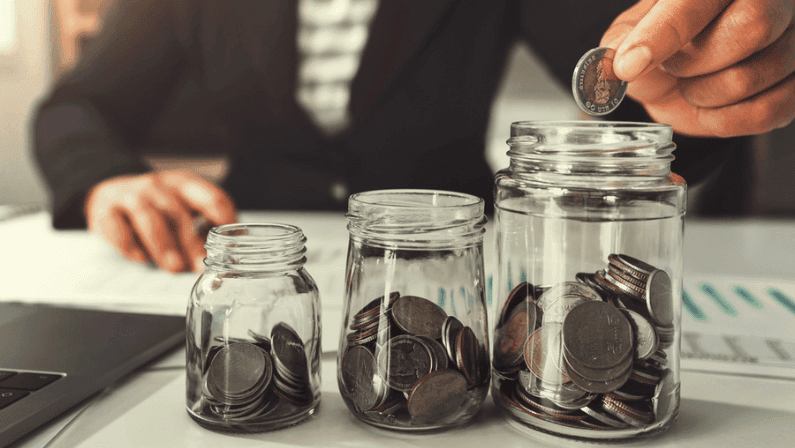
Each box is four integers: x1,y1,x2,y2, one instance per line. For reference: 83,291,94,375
338,189,490,431
186,223,321,432
491,122,685,441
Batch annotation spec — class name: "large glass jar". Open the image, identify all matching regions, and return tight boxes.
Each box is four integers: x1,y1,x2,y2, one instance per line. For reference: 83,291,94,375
492,122,685,441
186,223,321,432
338,189,490,431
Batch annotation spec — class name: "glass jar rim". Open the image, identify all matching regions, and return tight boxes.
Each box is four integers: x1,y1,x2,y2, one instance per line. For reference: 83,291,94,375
204,223,307,271
208,223,304,244
510,120,672,136
506,120,675,173
346,189,486,248
348,189,484,212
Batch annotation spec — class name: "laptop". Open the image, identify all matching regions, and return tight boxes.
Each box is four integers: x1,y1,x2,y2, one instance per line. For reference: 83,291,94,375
0,302,184,447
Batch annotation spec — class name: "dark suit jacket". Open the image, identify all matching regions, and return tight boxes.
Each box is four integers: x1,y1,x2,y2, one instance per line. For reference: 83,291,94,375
34,0,748,228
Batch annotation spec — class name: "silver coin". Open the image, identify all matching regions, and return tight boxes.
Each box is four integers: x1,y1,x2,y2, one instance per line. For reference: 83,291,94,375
376,334,434,392
581,401,630,428
514,386,582,419
565,355,632,394
572,47,628,116
538,282,601,311
441,315,464,364
418,336,449,371
621,309,659,360
517,369,540,396
562,301,634,370
604,269,645,300
247,330,272,352
271,322,309,381
538,381,596,411
341,345,387,412
646,269,674,327
648,349,668,368
576,272,611,300
612,254,658,279
602,394,654,427
211,391,268,419
653,369,675,420
208,343,269,399
542,295,590,326
391,295,448,340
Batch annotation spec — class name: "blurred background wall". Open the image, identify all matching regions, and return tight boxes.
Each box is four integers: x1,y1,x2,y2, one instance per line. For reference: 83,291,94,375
0,0,50,207
1,0,793,215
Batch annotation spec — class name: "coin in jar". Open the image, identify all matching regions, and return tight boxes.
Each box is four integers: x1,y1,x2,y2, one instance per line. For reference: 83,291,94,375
341,345,387,412
247,329,272,352
524,325,571,386
207,342,270,399
621,308,659,360
652,369,675,420
495,303,534,369
351,291,400,330
562,301,634,371
455,326,488,387
572,47,627,116
538,281,601,310
390,295,448,340
602,394,654,427
500,281,535,325
406,369,468,423
271,323,309,381
646,269,674,328
441,315,464,364
565,355,632,394
377,335,434,392
418,335,449,371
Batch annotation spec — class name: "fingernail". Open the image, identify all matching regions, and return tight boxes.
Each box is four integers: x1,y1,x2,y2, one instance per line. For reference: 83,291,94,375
617,46,652,80
603,31,631,50
163,251,182,271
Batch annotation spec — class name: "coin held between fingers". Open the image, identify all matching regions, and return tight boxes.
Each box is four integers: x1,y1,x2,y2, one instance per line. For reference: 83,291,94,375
572,47,628,116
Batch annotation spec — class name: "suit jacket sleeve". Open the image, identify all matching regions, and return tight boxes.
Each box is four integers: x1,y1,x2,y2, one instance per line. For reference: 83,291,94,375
516,0,749,186
34,0,188,228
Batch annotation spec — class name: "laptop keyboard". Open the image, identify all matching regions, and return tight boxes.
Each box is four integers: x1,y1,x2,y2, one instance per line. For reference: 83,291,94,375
0,370,63,410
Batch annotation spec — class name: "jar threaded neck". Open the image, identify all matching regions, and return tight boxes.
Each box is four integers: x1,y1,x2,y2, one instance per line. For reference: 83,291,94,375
507,121,675,177
346,189,486,249
204,223,307,271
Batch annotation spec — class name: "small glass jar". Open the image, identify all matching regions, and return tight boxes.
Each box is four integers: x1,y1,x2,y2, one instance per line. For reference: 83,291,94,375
491,122,685,441
186,223,321,432
338,189,490,431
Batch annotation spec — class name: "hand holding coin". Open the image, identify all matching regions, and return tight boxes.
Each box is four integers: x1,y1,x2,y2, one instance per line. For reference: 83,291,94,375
600,0,795,137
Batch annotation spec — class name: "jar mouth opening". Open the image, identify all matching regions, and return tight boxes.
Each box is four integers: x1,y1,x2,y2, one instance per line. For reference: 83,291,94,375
205,223,307,270
346,189,486,247
510,121,672,135
506,121,675,167
348,189,483,212
209,223,304,244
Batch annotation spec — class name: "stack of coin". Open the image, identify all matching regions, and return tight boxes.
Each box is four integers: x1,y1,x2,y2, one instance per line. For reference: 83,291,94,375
347,292,399,346
201,323,314,423
493,254,675,430
271,323,314,406
562,301,634,394
340,292,488,426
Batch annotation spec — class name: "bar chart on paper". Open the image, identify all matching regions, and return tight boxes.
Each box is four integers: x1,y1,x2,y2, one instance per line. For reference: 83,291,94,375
680,276,795,380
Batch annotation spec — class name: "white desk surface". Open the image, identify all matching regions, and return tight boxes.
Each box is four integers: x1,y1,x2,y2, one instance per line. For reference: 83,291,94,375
2,212,795,447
